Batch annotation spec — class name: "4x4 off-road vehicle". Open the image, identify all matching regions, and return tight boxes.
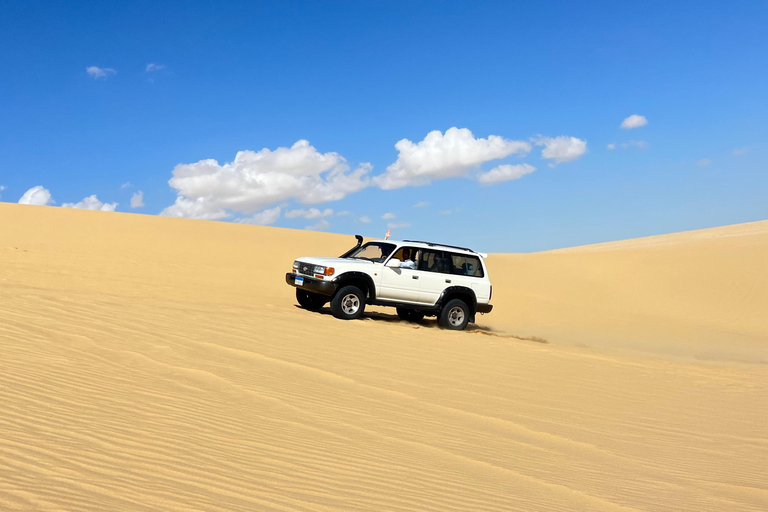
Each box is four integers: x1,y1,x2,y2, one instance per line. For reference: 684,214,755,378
285,235,493,330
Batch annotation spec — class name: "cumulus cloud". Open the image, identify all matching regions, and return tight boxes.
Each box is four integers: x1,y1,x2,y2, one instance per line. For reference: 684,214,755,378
413,201,429,208
18,186,54,206
381,212,396,220
238,206,282,225
478,163,536,185
374,127,531,190
86,66,116,79
697,158,711,167
120,181,132,189
305,218,331,231
533,136,587,166
161,197,230,220
336,210,350,216
285,207,333,219
607,143,616,150
620,115,648,129
62,195,117,211
130,191,144,208
358,216,371,224
146,63,166,72
160,140,371,220
0,185,5,199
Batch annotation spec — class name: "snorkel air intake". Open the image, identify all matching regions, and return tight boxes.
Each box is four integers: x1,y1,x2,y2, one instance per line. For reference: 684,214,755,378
339,235,364,258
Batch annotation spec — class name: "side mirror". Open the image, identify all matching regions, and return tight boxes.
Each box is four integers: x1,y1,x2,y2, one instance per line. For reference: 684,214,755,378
386,258,401,268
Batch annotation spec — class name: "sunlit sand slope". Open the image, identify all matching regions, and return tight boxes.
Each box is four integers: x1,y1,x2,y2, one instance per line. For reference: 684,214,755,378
485,220,768,362
1,203,766,511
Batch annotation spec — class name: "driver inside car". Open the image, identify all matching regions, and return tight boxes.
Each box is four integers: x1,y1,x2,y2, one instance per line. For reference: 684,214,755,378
399,248,417,270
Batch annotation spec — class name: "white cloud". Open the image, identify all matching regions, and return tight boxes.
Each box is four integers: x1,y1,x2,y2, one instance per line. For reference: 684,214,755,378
62,195,117,211
130,191,144,208
478,163,536,185
374,127,531,190
239,206,282,225
86,66,116,79
159,197,230,220
285,207,333,219
732,148,748,157
533,136,587,165
120,181,132,189
0,185,5,199
387,222,411,229
18,186,54,206
160,140,371,220
608,140,648,150
336,210,350,216
697,158,711,167
381,212,396,220
413,201,430,208
146,63,166,72
358,216,371,224
305,218,330,231
620,115,648,129
439,210,453,215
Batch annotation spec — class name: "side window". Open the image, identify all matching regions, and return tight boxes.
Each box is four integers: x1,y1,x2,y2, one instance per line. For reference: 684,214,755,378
449,253,484,277
419,250,452,274
392,247,420,264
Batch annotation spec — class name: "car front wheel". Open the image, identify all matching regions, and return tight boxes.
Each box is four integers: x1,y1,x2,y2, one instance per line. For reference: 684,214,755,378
330,286,366,320
438,299,470,330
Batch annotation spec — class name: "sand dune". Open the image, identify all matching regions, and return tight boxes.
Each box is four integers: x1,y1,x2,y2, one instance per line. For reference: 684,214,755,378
1,202,766,511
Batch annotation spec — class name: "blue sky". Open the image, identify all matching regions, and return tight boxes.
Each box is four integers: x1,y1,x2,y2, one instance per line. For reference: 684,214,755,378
1,0,766,251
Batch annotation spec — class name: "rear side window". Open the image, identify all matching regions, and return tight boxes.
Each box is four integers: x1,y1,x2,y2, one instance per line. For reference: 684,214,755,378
418,250,484,277
449,253,484,277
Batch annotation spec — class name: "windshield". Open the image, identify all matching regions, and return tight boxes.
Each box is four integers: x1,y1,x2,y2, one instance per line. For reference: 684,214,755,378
348,242,396,262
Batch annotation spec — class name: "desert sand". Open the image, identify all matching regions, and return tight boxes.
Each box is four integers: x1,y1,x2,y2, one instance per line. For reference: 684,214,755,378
1,202,766,511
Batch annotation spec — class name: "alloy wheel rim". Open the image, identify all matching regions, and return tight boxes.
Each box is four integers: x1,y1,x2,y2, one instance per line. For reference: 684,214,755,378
448,306,465,326
342,294,360,315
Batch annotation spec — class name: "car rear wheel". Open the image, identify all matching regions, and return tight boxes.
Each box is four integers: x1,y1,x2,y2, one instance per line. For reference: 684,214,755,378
330,286,366,320
396,308,425,322
438,299,470,330
296,289,327,311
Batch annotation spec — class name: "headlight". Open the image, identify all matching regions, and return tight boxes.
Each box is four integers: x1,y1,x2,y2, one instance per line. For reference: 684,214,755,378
313,265,325,274
293,261,300,269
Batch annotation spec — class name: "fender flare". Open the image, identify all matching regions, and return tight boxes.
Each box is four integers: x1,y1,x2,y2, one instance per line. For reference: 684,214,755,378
436,286,477,314
334,272,377,301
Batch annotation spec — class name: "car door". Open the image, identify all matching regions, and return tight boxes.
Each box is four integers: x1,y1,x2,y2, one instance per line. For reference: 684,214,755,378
416,249,454,305
377,247,423,303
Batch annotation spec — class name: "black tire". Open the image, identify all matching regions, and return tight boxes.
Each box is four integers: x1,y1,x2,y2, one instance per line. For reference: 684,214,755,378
438,299,470,330
396,308,425,322
296,289,327,311
330,285,366,320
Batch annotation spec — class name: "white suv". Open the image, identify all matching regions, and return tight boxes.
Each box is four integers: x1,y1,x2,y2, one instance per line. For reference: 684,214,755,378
285,236,493,330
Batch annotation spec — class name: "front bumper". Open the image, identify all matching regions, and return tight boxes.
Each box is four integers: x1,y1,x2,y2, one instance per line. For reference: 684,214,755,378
476,303,494,314
285,273,338,296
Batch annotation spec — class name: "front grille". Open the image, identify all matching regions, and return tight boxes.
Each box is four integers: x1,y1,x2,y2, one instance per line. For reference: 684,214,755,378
299,263,313,275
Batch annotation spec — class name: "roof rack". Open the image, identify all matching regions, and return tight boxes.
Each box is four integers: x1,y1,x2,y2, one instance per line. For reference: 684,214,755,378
403,240,476,253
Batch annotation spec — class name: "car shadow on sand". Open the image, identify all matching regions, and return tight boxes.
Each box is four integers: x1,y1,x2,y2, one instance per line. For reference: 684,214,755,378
294,305,498,335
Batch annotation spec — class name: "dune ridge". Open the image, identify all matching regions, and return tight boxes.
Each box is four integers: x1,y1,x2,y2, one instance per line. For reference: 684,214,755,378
1,203,766,511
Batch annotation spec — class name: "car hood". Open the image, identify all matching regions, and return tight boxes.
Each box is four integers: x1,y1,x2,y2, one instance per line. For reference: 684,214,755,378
296,256,376,267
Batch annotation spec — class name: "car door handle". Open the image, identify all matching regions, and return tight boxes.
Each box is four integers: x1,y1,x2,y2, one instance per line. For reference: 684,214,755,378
412,275,419,279
445,279,451,283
